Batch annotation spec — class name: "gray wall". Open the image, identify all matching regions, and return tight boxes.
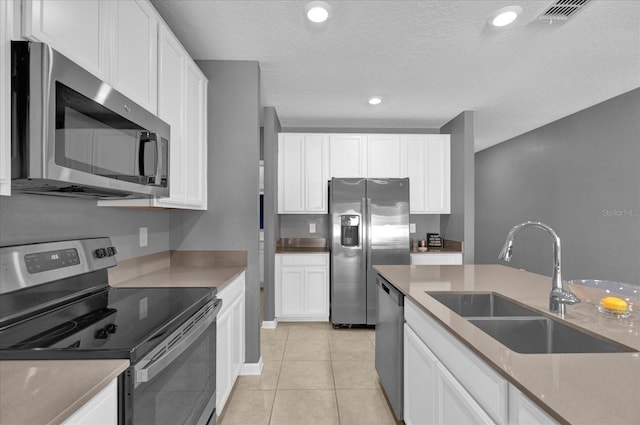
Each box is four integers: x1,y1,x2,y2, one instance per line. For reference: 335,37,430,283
440,111,475,263
0,194,170,260
170,60,261,362
475,88,640,285
263,106,281,322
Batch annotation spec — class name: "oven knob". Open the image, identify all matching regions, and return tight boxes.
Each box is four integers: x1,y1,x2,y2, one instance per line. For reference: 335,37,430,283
107,246,117,256
95,328,109,339
105,323,117,333
95,248,107,259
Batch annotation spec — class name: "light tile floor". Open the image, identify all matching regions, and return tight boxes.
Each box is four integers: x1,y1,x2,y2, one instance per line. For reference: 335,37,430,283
218,322,403,425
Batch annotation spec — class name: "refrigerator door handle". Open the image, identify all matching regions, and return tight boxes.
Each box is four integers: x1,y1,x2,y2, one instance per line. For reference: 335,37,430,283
361,197,368,272
366,197,372,271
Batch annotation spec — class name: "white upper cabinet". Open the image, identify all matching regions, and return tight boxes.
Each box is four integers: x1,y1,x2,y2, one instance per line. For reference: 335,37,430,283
0,0,12,196
278,133,329,214
367,134,404,178
283,132,450,214
405,134,451,214
329,134,367,178
183,60,207,208
110,0,158,114
23,0,110,81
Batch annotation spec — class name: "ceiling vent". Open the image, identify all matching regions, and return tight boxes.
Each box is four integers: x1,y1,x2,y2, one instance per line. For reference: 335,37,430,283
533,0,592,23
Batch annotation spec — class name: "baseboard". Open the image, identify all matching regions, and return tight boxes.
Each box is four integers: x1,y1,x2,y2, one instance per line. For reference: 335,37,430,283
261,319,278,329
240,356,264,376
276,316,329,322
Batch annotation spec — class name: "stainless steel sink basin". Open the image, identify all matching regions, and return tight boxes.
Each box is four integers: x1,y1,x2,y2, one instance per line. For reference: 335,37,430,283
468,317,636,354
428,291,637,354
428,292,540,317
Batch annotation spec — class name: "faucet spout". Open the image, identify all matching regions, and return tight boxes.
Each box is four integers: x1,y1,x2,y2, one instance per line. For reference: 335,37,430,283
498,221,580,316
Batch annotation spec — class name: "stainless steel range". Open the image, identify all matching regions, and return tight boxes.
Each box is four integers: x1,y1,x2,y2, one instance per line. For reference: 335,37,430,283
0,238,221,425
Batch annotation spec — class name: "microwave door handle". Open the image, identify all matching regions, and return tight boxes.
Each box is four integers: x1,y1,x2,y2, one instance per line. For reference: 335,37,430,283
153,134,164,187
134,299,222,387
137,132,154,177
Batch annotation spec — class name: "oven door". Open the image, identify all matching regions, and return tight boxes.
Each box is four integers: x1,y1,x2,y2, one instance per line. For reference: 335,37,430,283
121,299,221,425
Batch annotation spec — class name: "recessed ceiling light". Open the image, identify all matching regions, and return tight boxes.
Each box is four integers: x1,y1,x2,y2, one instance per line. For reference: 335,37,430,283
305,1,332,23
489,6,522,27
368,97,382,105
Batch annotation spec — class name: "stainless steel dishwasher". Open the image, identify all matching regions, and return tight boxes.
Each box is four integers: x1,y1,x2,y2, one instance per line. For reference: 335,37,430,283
375,275,404,420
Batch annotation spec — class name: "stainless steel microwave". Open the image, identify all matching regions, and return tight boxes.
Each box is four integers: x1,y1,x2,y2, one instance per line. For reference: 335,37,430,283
11,41,170,199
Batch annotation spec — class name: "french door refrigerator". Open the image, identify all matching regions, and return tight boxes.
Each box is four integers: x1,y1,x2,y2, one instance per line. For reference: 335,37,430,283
330,178,410,326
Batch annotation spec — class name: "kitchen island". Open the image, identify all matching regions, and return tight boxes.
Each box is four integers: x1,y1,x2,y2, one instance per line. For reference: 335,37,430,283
374,264,639,425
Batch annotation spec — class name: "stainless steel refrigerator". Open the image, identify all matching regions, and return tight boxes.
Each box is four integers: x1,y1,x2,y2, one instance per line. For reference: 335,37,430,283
330,178,410,326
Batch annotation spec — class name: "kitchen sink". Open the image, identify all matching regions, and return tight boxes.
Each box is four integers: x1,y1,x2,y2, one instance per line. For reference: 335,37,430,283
468,316,636,354
428,292,540,317
428,291,637,354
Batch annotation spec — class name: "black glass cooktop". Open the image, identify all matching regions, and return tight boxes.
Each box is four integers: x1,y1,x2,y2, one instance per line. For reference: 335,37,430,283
0,286,214,362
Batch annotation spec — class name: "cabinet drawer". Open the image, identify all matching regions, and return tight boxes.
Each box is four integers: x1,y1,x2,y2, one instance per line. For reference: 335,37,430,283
278,253,328,267
405,299,508,424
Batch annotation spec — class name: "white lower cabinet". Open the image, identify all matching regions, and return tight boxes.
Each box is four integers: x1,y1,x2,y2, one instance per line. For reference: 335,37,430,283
62,379,117,425
404,298,560,425
410,253,463,265
509,386,559,425
275,253,329,321
216,272,245,415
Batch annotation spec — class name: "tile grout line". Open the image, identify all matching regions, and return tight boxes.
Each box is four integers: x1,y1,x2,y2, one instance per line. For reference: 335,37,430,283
268,327,288,425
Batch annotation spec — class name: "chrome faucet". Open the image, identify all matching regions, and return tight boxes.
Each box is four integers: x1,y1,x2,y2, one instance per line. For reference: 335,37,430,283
498,221,580,316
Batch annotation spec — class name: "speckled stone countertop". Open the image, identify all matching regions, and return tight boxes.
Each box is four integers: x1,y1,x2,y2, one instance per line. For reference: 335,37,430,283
109,250,247,289
275,238,329,253
0,359,129,425
373,264,640,425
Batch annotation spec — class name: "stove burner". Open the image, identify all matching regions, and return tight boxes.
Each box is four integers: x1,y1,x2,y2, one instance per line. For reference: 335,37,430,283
10,307,117,349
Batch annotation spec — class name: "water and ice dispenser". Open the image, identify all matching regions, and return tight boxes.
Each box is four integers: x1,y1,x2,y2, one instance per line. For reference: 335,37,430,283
340,215,360,247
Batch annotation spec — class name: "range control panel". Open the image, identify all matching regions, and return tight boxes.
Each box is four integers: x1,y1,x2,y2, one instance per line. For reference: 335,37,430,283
25,248,81,274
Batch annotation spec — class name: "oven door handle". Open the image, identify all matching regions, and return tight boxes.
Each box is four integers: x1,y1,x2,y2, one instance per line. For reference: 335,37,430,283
134,298,222,387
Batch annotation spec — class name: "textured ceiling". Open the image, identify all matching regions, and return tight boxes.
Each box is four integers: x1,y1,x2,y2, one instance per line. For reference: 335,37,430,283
150,0,640,151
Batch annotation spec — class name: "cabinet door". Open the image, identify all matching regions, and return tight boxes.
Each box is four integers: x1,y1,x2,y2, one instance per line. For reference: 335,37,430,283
216,305,233,412
508,386,559,425
278,134,305,212
405,134,451,214
279,267,306,316
183,60,207,208
329,134,367,178
23,0,110,80
303,135,328,212
305,267,329,317
231,295,245,379
367,134,404,178
437,362,496,425
0,0,12,196
110,0,158,114
62,379,117,425
156,26,186,205
404,325,437,425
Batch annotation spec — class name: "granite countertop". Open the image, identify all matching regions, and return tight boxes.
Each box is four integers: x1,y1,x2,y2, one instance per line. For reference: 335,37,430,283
0,359,129,425
374,264,640,425
275,238,329,254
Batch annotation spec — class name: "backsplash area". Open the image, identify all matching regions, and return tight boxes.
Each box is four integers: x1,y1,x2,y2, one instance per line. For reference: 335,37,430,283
0,193,170,260
278,213,441,240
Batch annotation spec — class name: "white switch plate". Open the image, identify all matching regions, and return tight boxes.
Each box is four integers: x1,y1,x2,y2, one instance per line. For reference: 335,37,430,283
410,223,416,233
139,227,148,247
309,223,316,233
